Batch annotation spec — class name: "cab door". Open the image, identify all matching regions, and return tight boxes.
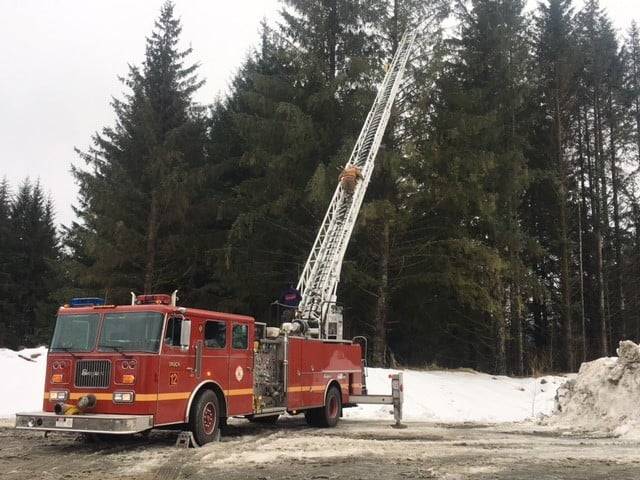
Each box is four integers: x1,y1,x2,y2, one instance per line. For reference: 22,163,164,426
156,315,195,425
227,321,254,415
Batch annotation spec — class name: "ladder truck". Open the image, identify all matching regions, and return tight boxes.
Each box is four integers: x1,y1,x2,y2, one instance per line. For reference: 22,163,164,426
15,29,415,446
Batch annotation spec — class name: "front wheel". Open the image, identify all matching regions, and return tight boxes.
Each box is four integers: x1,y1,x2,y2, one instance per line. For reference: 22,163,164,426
189,390,220,445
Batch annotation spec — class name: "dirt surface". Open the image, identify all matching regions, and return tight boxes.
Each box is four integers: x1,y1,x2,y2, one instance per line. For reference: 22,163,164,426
2,418,640,480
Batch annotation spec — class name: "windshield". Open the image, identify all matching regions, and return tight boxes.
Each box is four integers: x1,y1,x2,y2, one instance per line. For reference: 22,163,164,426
98,312,164,353
50,314,100,352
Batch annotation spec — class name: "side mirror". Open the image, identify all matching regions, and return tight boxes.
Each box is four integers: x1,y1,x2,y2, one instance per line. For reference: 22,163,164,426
180,319,191,349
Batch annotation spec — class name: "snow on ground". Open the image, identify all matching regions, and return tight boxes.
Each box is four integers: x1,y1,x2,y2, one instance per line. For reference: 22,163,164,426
0,347,47,418
344,367,567,423
0,347,567,423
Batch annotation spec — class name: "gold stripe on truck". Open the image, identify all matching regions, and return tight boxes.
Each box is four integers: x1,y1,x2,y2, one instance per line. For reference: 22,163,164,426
287,385,329,393
45,386,328,400
44,389,255,402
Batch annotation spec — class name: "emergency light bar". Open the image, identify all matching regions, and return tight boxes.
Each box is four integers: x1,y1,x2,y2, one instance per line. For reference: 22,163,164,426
136,294,172,305
130,290,178,306
69,297,106,307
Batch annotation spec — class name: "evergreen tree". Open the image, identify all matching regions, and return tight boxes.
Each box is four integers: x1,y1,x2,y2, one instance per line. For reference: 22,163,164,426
2,179,60,347
221,23,338,318
70,1,208,302
529,0,578,370
399,0,532,374
0,178,15,346
574,0,620,356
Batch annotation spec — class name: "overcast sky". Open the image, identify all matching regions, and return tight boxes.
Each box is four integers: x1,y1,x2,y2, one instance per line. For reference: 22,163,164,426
1,0,639,228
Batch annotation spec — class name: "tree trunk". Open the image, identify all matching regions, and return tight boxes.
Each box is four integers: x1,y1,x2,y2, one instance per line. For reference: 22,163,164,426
635,206,640,341
496,314,507,375
594,98,609,356
513,282,524,376
544,294,553,369
144,190,160,294
371,220,390,367
610,101,624,341
392,0,400,50
577,110,588,362
326,0,337,79
555,91,573,371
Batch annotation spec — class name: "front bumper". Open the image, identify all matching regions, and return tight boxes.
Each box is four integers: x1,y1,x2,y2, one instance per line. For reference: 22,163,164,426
15,412,153,434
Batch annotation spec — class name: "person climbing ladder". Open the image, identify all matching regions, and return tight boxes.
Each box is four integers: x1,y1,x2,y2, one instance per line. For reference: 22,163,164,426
339,164,363,195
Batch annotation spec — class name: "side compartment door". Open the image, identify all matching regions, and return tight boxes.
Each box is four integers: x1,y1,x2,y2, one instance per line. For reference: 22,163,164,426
227,322,254,415
301,341,322,407
286,337,304,411
156,315,195,425
202,319,229,413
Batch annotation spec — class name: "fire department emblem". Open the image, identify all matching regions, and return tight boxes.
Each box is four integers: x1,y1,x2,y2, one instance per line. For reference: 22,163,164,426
235,366,244,382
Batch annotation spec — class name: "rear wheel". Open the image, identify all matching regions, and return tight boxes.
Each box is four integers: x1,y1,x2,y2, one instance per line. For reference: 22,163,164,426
321,386,342,427
305,386,341,428
189,390,220,445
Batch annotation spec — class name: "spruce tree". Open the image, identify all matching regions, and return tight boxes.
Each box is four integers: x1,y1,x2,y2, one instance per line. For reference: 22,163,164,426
0,178,15,346
221,24,333,318
530,0,578,370
71,1,208,302
574,0,620,356
401,0,532,374
4,180,60,347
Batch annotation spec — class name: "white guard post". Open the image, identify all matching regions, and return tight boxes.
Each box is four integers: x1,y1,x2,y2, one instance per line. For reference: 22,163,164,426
390,373,405,429
349,372,405,428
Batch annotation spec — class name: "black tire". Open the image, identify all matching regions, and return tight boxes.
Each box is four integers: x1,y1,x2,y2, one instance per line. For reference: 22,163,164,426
304,408,321,426
189,389,220,446
305,386,341,428
248,415,279,424
318,386,342,427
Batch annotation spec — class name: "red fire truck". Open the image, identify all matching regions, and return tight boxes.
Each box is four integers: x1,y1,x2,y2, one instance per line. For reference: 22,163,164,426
16,294,385,445
15,28,415,445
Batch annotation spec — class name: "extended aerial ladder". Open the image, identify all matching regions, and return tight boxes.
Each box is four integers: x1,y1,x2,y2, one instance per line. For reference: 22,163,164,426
292,29,417,340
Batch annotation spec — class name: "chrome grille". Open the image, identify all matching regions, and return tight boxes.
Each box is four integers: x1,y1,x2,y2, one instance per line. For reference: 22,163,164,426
75,360,111,388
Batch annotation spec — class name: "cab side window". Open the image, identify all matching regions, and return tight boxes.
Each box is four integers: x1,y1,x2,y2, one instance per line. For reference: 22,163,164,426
204,321,226,349
164,316,182,347
232,324,248,350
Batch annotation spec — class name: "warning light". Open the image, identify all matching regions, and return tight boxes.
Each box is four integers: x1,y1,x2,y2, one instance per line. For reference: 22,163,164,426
69,297,105,308
136,294,171,305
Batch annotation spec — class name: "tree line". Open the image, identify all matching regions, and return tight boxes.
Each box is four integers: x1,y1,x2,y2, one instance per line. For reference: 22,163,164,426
0,179,60,347
2,0,640,376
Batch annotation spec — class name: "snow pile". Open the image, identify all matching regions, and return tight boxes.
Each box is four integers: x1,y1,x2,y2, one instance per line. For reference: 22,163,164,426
550,340,640,437
344,367,566,423
0,346,47,418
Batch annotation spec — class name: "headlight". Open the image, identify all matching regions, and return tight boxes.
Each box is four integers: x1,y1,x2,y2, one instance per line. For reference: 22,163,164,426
113,391,134,403
49,390,68,401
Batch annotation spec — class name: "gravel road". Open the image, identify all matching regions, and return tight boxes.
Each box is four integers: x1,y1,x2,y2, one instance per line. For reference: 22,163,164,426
2,418,640,480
